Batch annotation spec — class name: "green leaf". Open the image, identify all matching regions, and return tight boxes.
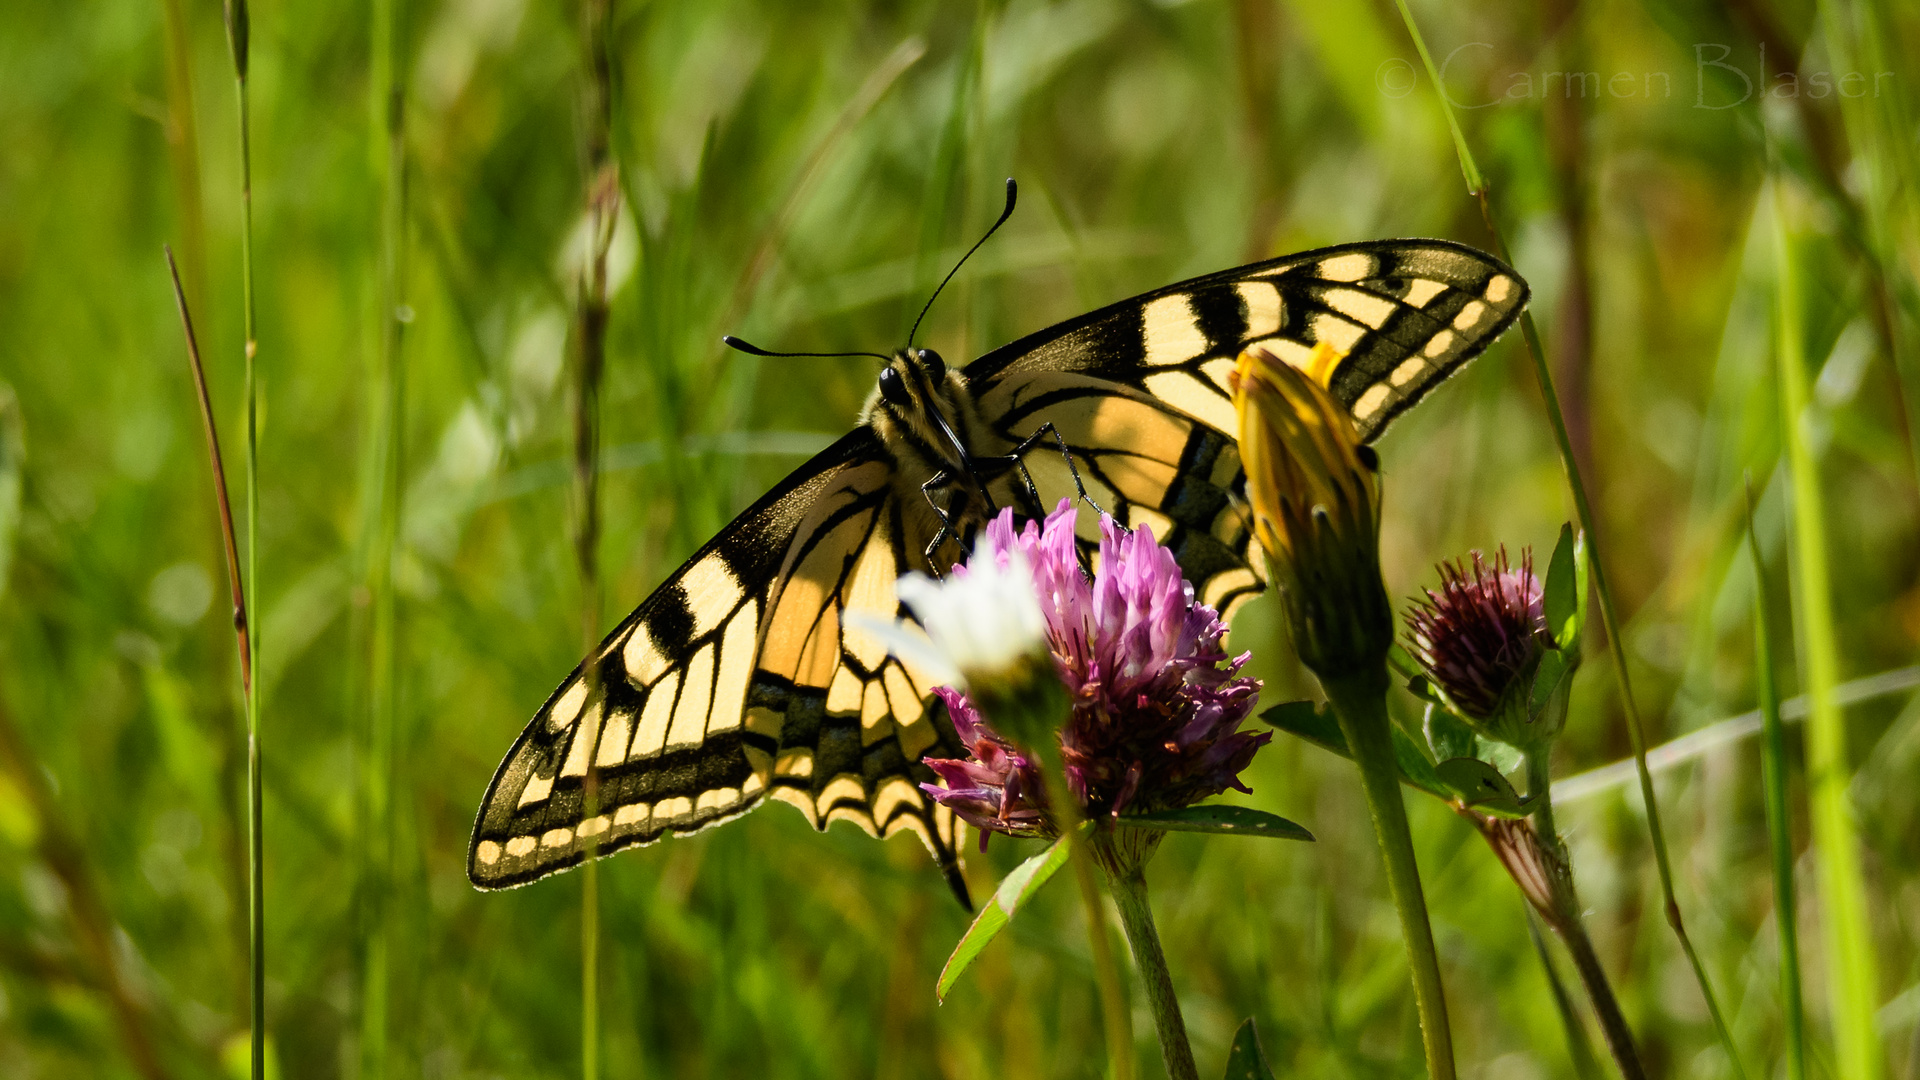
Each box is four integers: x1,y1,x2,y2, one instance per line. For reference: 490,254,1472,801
1116,804,1314,842
1423,702,1477,763
1544,522,1579,650
1223,1018,1277,1080
936,833,1073,1001
1435,757,1531,817
1261,700,1451,801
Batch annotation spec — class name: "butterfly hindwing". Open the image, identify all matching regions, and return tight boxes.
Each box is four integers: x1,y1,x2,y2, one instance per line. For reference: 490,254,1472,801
469,430,964,892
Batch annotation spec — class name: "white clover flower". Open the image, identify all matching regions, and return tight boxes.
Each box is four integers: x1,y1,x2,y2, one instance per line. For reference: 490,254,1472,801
847,535,1049,692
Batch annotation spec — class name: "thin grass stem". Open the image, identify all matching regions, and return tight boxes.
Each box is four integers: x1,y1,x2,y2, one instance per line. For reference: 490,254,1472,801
1745,473,1806,1080
219,0,266,1072
1771,168,1884,1080
1387,6,1746,1072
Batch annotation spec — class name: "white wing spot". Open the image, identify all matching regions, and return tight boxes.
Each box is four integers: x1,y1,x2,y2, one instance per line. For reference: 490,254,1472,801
1353,384,1392,421
705,600,758,736
697,787,741,814
540,827,573,849
1129,507,1174,541
681,553,745,639
1390,357,1426,387
1423,329,1456,358
819,774,866,810
622,623,670,687
1236,281,1283,338
1404,279,1447,307
1143,294,1210,368
614,802,649,826
476,840,502,866
547,680,588,733
1317,253,1375,281
665,644,714,751
1143,371,1237,435
595,707,633,768
1247,337,1317,369
1323,287,1395,329
517,772,554,809
656,796,694,826
559,699,603,778
577,815,610,838
1485,275,1514,302
827,665,864,715
1310,312,1368,353
505,836,536,858
630,670,680,759
1452,300,1488,331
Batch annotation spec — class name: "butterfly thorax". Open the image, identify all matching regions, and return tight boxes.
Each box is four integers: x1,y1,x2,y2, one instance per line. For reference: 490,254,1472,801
863,348,1007,539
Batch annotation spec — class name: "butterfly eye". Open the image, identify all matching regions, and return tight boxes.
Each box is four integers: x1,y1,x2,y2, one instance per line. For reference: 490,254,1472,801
878,366,913,408
917,348,947,382
1356,445,1380,473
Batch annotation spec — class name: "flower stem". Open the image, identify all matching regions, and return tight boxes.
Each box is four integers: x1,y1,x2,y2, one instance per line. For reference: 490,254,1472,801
1107,868,1197,1080
1524,747,1647,1080
1324,673,1454,1080
1557,916,1646,1080
1032,744,1134,1080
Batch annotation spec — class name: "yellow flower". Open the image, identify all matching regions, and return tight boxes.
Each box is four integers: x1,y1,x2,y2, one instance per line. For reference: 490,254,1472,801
1232,342,1392,679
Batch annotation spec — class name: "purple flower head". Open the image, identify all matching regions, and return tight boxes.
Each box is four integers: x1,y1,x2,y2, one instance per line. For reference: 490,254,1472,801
1404,547,1550,721
920,500,1269,846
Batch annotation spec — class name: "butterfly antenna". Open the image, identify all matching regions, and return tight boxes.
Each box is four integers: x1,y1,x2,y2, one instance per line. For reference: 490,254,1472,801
907,177,1018,350
721,336,891,363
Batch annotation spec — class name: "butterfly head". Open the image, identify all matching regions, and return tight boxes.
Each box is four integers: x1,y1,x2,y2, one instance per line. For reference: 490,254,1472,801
871,347,977,470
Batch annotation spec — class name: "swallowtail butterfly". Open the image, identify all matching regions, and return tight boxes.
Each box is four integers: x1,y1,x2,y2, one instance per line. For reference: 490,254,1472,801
469,182,1528,905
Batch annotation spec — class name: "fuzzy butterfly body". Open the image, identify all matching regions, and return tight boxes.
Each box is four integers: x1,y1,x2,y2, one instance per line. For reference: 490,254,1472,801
468,236,1529,904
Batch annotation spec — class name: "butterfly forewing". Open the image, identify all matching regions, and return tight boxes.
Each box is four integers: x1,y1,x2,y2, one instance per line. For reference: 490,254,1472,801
966,238,1527,621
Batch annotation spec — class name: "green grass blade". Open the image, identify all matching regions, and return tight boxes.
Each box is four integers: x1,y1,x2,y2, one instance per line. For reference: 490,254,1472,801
1772,165,1885,1080
1746,474,1806,1080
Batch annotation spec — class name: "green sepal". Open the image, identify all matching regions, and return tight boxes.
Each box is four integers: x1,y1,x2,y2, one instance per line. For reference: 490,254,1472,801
1115,804,1314,842
1261,700,1450,800
1435,757,1532,817
936,828,1076,1001
1223,1018,1277,1080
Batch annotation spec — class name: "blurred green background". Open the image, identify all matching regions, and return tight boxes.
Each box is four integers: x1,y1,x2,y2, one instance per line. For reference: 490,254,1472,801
2,0,1917,1076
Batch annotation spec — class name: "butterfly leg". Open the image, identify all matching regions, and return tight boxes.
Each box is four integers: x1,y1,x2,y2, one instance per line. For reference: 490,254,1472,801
919,471,961,577
997,422,1104,517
